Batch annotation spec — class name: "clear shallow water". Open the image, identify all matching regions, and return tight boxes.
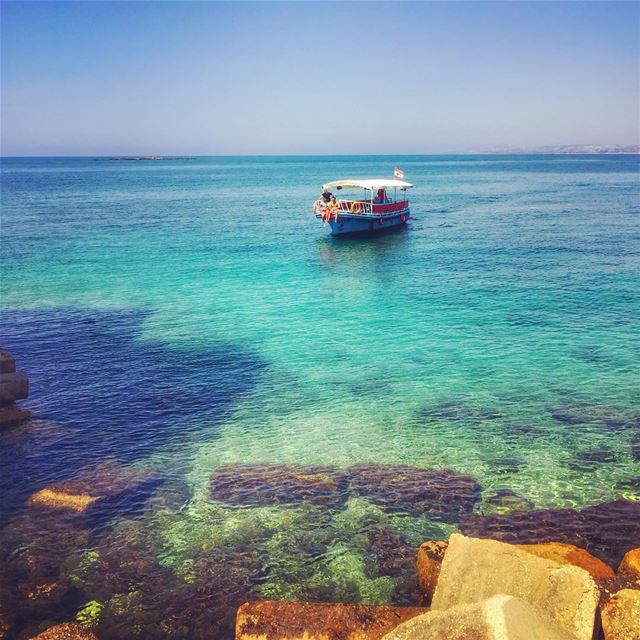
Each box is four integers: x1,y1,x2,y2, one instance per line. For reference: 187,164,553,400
1,155,639,637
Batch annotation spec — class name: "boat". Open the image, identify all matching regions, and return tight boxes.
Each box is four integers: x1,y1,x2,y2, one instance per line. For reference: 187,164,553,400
312,176,413,236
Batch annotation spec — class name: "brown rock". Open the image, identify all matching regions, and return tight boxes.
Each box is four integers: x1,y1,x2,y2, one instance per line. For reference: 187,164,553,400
619,548,640,577
382,594,577,640
28,623,99,640
235,601,427,640
459,498,640,567
431,534,599,640
210,464,348,507
600,589,640,640
346,463,481,522
27,460,161,516
0,372,28,405
516,541,615,578
0,404,31,428
0,597,14,640
0,349,16,374
416,541,448,604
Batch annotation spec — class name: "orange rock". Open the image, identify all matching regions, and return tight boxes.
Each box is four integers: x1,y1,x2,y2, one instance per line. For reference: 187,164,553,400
28,623,99,640
26,460,160,516
416,541,448,604
619,548,640,577
516,541,615,579
235,601,427,640
601,589,640,640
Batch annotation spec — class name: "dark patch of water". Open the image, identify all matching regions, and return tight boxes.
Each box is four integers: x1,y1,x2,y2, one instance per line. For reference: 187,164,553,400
0,308,265,524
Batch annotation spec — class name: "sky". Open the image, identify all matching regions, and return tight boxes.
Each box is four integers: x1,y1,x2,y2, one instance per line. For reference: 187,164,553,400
1,1,639,156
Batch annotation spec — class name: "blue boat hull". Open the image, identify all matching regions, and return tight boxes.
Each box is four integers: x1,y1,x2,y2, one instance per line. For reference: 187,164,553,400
319,210,411,236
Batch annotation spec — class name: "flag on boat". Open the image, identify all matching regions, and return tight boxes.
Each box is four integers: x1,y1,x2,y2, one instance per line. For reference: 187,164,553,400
394,167,405,179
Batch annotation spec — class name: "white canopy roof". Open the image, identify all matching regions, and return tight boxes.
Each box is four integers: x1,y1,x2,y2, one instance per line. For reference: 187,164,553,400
322,178,413,191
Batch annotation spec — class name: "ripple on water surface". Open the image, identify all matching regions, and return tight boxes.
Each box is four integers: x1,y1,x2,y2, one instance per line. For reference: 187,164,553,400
0,155,638,638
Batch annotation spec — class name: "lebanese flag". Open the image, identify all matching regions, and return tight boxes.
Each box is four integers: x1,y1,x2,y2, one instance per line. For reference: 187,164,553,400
394,167,405,179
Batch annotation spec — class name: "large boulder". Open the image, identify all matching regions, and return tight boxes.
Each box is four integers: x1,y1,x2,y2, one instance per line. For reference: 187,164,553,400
431,534,598,640
0,372,28,406
619,548,640,577
382,594,577,640
516,541,615,579
416,540,448,604
600,589,640,640
235,601,427,640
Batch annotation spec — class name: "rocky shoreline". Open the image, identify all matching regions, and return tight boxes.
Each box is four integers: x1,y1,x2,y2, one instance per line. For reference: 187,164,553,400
1,346,638,639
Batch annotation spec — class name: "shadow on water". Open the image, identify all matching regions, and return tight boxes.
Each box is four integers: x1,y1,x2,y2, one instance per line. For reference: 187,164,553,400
0,308,266,524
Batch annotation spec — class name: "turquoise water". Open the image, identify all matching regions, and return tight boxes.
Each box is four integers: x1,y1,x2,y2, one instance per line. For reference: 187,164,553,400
1,155,639,637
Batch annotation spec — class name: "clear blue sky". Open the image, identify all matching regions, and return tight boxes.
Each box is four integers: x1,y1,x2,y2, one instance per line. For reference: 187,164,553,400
1,1,639,156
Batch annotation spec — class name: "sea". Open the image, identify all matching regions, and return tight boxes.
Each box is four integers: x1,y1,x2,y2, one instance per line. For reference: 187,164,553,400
1,155,639,638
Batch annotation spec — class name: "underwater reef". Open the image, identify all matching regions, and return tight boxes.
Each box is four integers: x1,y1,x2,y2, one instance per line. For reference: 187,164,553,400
459,498,640,568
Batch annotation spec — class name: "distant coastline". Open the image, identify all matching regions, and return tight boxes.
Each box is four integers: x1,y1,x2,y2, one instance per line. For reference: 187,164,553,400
481,144,640,155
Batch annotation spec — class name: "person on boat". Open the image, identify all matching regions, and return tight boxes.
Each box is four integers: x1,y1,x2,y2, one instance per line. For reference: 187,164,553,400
373,188,388,204
321,189,333,204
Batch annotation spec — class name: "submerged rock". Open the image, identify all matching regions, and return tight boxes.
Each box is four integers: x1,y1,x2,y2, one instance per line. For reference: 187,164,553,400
431,534,598,640
0,404,32,428
209,464,349,507
568,447,621,472
481,488,534,514
632,433,640,461
459,498,640,568
346,464,481,522
0,372,28,405
28,623,99,640
365,527,419,605
382,594,577,640
236,601,427,640
27,460,162,518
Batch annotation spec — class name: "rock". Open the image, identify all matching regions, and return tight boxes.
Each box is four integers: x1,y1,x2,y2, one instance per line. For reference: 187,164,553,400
0,404,32,428
460,498,640,567
431,534,598,640
619,548,640,576
346,463,481,522
28,622,99,640
0,596,14,640
0,349,16,374
516,541,615,579
481,488,534,514
0,372,28,405
382,594,577,640
235,601,427,640
27,460,162,517
569,447,620,472
416,541,448,605
366,528,420,605
597,573,640,609
209,464,349,507
600,589,640,640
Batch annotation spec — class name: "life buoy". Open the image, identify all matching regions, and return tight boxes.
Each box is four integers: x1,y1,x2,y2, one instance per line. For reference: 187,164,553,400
379,217,385,224
400,214,406,223
350,202,363,214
